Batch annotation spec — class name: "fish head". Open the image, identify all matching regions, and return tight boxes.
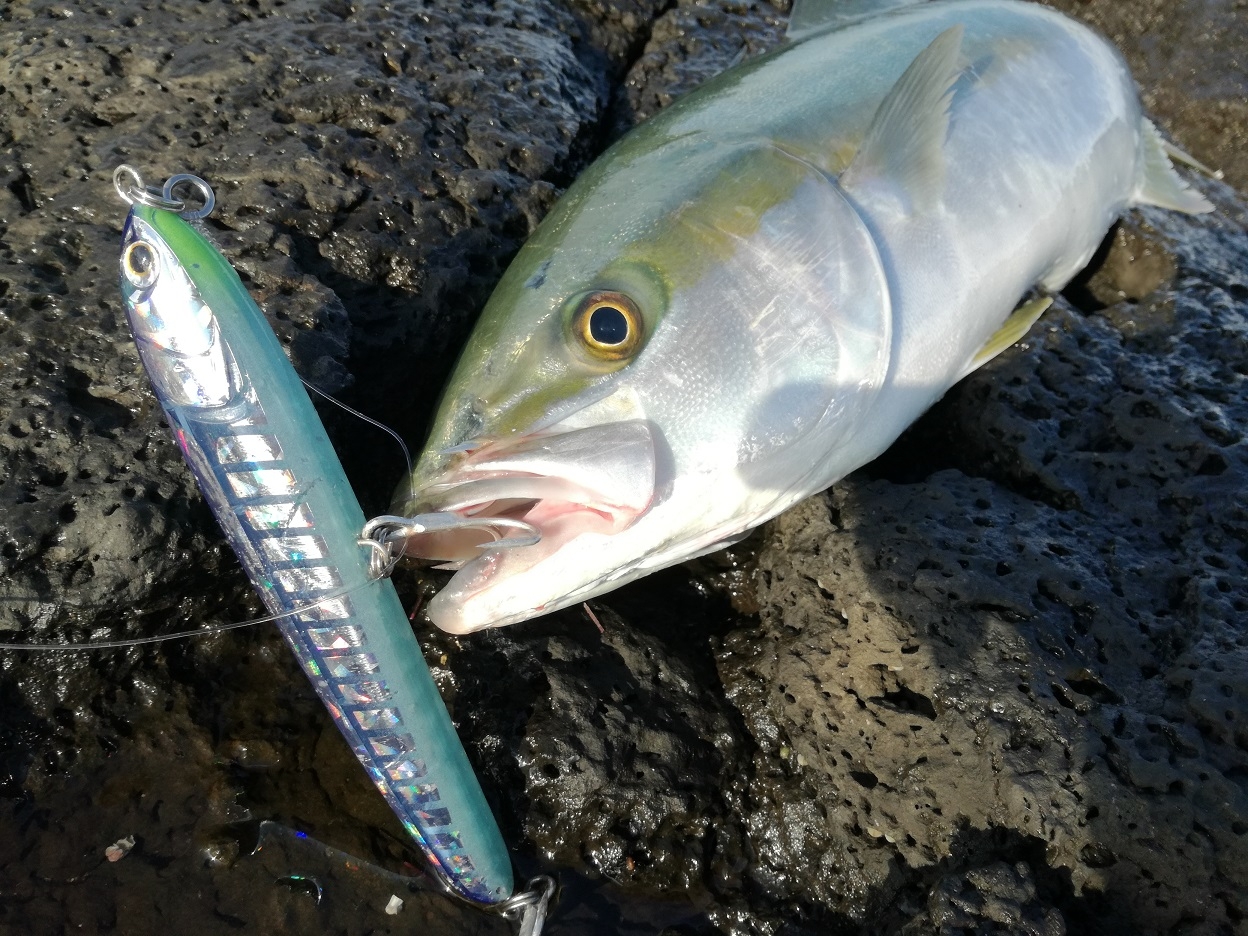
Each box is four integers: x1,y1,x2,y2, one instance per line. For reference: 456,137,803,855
399,132,891,633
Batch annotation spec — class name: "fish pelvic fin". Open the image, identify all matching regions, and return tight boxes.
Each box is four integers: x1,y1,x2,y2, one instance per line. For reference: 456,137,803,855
959,295,1054,381
787,0,926,42
840,25,965,214
1135,118,1215,215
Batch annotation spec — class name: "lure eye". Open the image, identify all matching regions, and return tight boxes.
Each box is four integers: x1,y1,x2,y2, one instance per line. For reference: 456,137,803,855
570,291,643,362
122,241,159,289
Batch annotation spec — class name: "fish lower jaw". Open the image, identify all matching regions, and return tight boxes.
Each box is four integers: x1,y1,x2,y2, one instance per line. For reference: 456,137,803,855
419,524,600,634
401,420,659,630
420,497,763,634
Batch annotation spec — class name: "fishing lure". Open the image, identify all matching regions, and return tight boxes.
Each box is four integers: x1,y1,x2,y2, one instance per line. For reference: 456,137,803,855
112,166,550,923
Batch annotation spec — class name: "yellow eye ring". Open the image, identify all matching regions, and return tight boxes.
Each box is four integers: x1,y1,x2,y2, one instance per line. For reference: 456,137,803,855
569,291,643,362
122,240,159,289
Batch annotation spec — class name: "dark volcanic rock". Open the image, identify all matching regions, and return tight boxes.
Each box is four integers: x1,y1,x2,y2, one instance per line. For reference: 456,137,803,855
0,1,1245,935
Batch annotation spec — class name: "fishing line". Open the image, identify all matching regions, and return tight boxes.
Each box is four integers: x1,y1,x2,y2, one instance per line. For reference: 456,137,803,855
0,611,285,652
0,560,405,652
301,378,414,481
2,363,420,653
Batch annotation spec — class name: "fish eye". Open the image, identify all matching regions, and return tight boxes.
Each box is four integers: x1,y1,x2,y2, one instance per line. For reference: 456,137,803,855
570,291,643,362
122,241,159,289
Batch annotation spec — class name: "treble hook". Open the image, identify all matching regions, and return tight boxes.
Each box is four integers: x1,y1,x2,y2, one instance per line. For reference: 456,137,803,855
359,513,541,578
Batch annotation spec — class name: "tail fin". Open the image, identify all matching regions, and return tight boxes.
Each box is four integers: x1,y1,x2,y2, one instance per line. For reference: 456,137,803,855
1136,118,1215,214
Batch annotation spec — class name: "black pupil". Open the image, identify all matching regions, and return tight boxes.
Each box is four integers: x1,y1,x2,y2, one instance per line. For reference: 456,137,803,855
588,305,628,345
129,244,154,274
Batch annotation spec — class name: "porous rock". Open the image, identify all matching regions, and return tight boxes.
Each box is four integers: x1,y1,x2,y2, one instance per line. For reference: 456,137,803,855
0,0,1245,934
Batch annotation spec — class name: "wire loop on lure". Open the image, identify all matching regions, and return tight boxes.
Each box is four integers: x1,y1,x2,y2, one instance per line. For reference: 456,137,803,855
496,876,557,936
113,164,215,220
360,513,542,579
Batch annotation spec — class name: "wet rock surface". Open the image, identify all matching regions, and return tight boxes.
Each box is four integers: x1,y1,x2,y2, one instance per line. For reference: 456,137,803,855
0,1,1245,935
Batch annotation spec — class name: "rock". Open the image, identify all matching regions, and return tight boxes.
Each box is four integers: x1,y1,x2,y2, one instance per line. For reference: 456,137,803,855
0,1,1244,934
899,861,1067,936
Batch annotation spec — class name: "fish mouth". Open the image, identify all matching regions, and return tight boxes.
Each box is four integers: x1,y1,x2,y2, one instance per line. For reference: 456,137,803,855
399,420,657,631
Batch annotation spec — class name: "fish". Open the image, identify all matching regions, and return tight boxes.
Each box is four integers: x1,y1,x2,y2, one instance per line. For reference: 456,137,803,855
395,0,1214,634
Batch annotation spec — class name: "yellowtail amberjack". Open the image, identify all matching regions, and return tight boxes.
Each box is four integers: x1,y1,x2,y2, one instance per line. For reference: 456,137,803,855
397,0,1213,633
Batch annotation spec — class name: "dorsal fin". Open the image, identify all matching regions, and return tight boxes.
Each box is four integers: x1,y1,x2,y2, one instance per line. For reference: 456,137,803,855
840,24,965,213
787,0,927,42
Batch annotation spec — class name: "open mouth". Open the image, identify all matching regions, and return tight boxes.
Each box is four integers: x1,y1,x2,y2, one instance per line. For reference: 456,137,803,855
398,420,657,583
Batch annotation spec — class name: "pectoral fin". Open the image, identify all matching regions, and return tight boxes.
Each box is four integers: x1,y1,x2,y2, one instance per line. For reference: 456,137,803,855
840,25,965,213
1135,118,1215,214
959,295,1053,380
787,0,926,42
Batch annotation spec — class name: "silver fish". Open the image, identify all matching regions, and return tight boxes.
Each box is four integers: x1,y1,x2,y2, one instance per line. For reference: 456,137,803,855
398,0,1212,632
